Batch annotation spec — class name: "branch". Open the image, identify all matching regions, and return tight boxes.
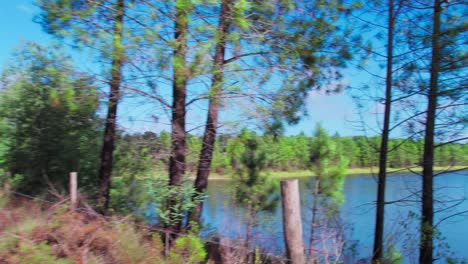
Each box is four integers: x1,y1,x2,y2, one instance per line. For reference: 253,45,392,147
435,137,468,148
383,192,420,205
390,88,425,103
387,166,419,174
389,111,426,132
186,95,209,107
224,52,272,64
435,210,468,228
122,85,171,108
434,166,468,177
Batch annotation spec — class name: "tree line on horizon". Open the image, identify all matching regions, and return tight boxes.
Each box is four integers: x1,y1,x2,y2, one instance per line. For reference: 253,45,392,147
115,129,468,175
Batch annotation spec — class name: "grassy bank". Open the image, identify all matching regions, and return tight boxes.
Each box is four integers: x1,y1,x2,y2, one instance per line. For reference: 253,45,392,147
206,166,467,180
0,191,210,264
0,191,288,264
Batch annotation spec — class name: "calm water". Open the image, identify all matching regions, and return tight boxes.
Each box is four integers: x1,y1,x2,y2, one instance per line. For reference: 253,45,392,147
201,171,468,263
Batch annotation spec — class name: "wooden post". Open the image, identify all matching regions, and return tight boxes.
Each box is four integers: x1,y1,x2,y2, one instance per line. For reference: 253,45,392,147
70,172,77,211
165,231,169,257
3,171,12,192
281,179,305,264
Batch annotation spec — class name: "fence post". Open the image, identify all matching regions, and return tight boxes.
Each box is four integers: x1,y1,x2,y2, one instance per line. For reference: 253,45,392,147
165,230,170,257
3,171,12,192
281,179,305,264
70,172,77,211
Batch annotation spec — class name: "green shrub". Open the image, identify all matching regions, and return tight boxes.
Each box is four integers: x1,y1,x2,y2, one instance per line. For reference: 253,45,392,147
167,234,207,264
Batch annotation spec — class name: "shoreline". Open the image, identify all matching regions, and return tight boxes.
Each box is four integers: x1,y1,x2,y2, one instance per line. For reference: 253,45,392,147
200,166,467,181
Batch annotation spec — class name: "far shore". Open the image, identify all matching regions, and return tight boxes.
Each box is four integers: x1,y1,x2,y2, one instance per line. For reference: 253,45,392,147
195,166,468,181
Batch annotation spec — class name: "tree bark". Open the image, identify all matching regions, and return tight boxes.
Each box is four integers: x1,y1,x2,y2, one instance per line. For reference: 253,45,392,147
167,0,189,233
190,0,231,225
372,0,394,262
97,0,125,212
420,0,441,262
281,180,305,264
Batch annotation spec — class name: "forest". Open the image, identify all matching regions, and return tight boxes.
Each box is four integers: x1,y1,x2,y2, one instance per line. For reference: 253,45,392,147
0,0,467,263
110,130,468,178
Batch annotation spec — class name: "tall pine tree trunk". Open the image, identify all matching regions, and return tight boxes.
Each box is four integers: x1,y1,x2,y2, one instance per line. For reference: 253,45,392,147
372,0,394,262
190,0,231,224
167,0,189,232
420,0,441,262
97,0,125,212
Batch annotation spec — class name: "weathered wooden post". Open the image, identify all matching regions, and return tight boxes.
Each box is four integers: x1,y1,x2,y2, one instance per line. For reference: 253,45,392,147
281,179,305,264
3,171,12,192
70,172,77,211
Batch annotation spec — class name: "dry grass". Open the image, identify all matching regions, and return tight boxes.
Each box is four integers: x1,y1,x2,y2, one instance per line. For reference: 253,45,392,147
0,191,206,264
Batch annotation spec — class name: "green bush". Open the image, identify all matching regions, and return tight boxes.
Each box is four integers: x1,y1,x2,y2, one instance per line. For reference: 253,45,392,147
167,234,207,264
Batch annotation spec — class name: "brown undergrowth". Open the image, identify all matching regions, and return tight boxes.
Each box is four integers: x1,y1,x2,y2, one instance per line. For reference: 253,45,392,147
0,191,207,264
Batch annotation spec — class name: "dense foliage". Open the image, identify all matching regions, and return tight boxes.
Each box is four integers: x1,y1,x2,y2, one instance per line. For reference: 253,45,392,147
113,129,468,176
0,44,102,194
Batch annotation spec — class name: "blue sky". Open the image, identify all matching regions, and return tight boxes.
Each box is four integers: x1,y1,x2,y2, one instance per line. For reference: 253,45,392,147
0,0,385,138
0,1,50,67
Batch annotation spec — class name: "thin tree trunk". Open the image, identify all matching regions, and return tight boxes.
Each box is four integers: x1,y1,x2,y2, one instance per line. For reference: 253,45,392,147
372,0,394,262
97,0,125,212
281,180,305,264
190,0,231,225
420,0,440,262
308,177,320,264
244,205,254,264
167,0,189,233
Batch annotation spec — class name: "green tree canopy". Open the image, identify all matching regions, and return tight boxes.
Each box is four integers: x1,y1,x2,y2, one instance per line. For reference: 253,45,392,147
0,43,101,194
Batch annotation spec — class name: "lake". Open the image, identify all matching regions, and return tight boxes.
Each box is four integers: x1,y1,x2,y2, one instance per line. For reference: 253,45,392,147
201,171,468,263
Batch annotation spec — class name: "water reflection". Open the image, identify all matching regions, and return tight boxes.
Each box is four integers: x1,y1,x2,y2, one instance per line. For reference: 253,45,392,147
201,171,468,263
